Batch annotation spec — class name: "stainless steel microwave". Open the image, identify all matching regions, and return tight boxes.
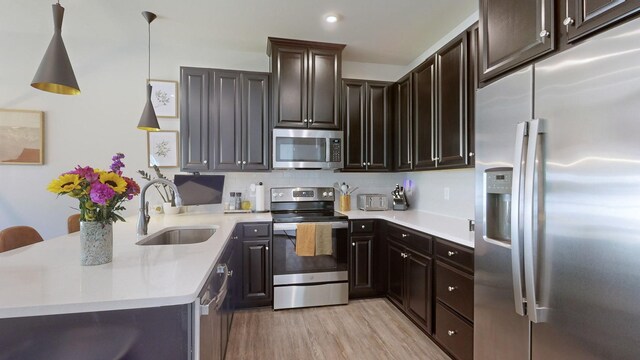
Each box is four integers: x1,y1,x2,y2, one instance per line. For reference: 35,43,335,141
272,128,343,170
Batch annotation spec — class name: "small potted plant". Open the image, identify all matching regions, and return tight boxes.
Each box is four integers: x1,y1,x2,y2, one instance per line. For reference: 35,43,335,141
137,165,180,214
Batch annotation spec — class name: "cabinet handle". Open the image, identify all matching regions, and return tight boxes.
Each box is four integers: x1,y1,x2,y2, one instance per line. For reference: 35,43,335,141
448,286,457,292
303,119,308,123
539,30,550,38
408,160,412,164
243,161,247,165
361,225,366,229
563,17,574,26
402,233,408,238
228,270,234,277
254,229,258,232
237,160,241,165
203,160,208,164
400,252,406,258
367,162,371,166
447,330,457,336
309,119,313,123
469,152,474,157
266,246,269,251
352,242,356,246
447,250,458,257
363,162,367,166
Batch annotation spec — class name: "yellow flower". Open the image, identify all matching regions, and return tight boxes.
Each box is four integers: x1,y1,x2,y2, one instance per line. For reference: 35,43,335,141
47,174,81,194
99,172,127,194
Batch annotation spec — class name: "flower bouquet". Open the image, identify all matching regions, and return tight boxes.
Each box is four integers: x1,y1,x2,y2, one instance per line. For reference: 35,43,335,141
47,153,140,265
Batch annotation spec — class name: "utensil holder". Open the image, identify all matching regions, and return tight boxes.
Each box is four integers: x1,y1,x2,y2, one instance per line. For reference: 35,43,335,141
339,195,351,212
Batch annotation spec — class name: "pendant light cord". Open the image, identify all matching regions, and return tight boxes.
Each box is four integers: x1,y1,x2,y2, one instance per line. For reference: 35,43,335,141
148,21,151,81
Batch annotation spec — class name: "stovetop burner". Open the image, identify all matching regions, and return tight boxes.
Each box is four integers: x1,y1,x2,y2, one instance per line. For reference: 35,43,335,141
270,187,347,223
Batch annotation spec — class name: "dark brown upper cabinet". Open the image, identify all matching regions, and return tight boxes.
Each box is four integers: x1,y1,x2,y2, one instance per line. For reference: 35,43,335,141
181,67,211,172
180,67,269,172
412,57,437,170
395,74,413,171
342,79,393,172
479,0,555,83
268,38,345,130
436,33,470,168
564,0,640,43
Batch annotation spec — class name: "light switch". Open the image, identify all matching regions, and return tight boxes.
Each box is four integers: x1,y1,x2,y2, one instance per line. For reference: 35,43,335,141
444,187,450,200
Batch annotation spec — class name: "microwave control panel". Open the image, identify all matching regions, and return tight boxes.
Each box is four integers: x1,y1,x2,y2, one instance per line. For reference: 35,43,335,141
330,138,341,162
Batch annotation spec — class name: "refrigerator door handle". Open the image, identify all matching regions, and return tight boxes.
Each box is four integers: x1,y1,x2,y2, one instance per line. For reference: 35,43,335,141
523,118,548,323
511,121,528,316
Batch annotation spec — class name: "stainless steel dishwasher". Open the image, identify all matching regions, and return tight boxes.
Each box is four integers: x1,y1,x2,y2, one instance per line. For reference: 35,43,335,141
198,263,231,360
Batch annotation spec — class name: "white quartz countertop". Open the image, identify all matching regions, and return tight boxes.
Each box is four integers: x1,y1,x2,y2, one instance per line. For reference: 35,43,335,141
340,210,474,248
0,212,271,319
0,209,472,319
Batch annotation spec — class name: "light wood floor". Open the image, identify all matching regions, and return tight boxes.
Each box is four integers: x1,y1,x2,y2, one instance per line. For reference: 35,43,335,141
226,298,451,360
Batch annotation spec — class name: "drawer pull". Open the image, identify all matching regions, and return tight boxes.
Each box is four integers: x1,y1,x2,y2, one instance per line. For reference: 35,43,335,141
265,246,269,251
448,286,457,292
447,330,457,336
402,233,408,238
447,250,458,257
352,242,355,246
254,229,258,232
361,225,366,229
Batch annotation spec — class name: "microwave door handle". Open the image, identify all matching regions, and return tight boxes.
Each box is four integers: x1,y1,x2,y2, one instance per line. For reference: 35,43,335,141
523,118,548,323
511,121,528,317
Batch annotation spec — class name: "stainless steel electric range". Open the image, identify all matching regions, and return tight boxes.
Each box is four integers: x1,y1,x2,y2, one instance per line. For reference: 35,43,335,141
270,187,349,310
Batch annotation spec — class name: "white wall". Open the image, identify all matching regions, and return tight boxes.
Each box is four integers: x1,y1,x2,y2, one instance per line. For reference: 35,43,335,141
403,169,475,220
0,6,476,240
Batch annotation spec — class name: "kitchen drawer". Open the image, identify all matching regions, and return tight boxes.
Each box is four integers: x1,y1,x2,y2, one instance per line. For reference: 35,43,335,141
242,223,271,238
435,303,473,360
386,222,432,255
436,239,473,273
351,220,375,234
436,262,473,321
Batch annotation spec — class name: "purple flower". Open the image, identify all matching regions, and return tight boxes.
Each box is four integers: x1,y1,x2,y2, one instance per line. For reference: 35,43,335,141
90,182,116,205
67,165,99,183
110,153,126,175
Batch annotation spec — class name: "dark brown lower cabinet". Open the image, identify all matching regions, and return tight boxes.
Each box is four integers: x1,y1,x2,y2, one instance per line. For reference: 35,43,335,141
435,303,474,360
386,238,433,334
349,235,376,297
236,223,272,308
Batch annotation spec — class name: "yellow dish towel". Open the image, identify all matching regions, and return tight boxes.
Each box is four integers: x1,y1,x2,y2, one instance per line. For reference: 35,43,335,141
315,223,333,256
296,223,316,256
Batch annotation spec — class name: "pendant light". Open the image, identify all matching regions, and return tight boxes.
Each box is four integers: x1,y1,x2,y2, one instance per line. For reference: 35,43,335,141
31,2,80,95
137,11,160,131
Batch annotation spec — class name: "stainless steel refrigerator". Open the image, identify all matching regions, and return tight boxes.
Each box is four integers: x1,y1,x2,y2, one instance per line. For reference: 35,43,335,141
474,16,640,360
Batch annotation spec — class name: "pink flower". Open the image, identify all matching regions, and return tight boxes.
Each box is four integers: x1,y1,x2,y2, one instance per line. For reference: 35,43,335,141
123,177,140,200
68,165,99,183
90,182,115,205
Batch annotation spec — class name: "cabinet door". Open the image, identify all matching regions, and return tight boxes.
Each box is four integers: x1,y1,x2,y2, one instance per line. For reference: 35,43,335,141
350,235,376,297
272,46,307,128
211,71,242,171
387,240,405,307
367,82,393,171
437,34,469,168
566,0,640,42
466,23,478,166
241,239,271,304
405,249,433,334
308,48,341,129
180,67,210,171
479,0,555,82
412,57,437,170
395,75,413,171
342,80,366,170
241,73,270,171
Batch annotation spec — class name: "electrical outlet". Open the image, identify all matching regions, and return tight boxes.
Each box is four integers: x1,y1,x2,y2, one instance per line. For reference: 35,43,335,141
444,187,450,200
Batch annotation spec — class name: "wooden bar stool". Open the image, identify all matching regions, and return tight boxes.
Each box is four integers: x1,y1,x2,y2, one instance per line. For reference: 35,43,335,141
0,226,44,253
67,214,81,234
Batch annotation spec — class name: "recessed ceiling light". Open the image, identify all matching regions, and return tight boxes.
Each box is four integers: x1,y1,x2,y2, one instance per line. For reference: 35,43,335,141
325,15,339,23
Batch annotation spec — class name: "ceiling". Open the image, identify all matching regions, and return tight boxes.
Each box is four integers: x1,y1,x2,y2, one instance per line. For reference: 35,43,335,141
4,0,477,66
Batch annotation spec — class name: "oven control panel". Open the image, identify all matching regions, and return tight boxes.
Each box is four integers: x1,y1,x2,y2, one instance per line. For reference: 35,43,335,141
271,187,335,202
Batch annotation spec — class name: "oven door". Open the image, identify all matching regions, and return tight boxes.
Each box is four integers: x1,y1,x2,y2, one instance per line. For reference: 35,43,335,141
272,221,349,284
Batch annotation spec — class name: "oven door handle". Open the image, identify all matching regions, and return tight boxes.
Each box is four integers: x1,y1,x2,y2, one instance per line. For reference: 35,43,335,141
273,221,349,231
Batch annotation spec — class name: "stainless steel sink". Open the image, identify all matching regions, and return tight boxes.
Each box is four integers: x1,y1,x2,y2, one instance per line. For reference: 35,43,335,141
136,226,217,245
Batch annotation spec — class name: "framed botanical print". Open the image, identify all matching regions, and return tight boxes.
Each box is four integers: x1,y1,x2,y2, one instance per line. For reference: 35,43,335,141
148,79,178,118
0,109,44,165
147,130,179,167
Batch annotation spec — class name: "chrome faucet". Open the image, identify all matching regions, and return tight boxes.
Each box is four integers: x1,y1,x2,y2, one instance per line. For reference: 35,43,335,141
137,178,183,235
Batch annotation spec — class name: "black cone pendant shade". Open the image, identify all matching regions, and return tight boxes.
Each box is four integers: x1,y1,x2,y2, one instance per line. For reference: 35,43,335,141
31,3,80,95
138,11,160,131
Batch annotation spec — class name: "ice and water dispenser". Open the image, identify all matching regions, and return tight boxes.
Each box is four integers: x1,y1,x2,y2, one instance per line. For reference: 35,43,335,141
484,168,513,244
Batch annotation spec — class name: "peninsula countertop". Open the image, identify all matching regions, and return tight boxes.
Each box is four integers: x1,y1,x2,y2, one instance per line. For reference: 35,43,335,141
0,212,271,319
0,209,473,319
